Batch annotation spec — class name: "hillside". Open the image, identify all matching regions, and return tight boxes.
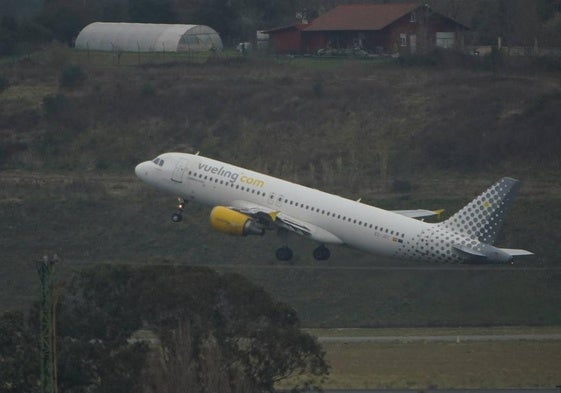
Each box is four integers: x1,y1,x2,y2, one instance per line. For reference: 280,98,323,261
1,48,560,326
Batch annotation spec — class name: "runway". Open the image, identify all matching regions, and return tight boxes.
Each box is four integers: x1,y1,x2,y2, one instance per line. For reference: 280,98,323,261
213,264,561,272
300,390,561,393
317,333,561,343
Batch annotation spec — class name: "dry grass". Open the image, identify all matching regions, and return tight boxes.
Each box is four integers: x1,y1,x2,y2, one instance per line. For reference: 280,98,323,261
279,339,561,389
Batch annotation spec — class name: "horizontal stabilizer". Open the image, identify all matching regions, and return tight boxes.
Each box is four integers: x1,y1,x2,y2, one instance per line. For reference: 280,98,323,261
393,209,444,219
453,244,486,259
453,244,533,264
499,248,534,257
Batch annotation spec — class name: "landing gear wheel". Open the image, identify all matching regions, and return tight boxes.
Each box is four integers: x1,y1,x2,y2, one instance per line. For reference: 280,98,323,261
171,198,186,223
313,245,331,261
275,246,293,262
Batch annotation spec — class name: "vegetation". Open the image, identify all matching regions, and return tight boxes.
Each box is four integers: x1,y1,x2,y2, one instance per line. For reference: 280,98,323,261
317,340,561,389
0,265,328,393
59,64,86,89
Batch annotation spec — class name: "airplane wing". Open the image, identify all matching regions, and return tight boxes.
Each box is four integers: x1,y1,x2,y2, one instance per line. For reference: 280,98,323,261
229,200,344,245
392,209,444,219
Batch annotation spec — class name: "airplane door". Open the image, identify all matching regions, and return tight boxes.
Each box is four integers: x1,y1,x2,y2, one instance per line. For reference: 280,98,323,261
267,192,276,206
275,194,285,208
267,193,284,208
171,159,189,183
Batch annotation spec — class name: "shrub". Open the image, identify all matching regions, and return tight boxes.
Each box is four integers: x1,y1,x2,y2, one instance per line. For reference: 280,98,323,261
312,78,324,98
0,75,8,92
42,93,67,117
392,179,414,193
141,81,155,96
59,64,86,88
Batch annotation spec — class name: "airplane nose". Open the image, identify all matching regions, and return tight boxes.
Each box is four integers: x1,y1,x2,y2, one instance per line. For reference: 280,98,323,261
135,162,149,179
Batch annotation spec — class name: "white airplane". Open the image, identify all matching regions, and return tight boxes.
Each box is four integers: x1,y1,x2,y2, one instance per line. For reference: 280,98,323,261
135,152,533,263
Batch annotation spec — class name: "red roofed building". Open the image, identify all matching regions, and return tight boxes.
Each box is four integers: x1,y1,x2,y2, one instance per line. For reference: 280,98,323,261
260,24,309,54
264,3,469,55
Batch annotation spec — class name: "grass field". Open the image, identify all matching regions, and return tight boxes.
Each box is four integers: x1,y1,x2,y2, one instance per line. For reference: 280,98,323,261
320,340,561,389
278,327,561,389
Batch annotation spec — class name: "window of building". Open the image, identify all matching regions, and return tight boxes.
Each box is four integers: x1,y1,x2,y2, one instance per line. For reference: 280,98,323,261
400,33,407,47
410,11,417,22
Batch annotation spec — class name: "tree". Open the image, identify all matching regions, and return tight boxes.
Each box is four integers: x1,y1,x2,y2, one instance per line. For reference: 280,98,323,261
35,0,91,44
540,13,561,46
195,0,300,43
0,311,38,392
128,0,178,23
0,16,18,55
55,265,328,393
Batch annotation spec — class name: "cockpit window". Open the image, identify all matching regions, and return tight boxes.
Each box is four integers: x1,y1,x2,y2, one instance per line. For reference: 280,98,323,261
152,158,165,166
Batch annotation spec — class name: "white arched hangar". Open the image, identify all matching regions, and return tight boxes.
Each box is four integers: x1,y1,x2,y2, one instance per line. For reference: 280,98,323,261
75,22,223,52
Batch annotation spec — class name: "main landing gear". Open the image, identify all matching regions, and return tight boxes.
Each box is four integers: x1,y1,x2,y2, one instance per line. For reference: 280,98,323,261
171,198,186,223
275,246,293,262
313,245,331,261
274,245,331,262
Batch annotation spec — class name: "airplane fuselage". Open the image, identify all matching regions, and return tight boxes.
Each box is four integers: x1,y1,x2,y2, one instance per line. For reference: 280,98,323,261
135,153,530,263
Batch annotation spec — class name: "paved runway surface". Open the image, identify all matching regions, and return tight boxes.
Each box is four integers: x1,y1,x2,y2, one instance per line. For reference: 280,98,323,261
318,334,561,343
307,390,561,393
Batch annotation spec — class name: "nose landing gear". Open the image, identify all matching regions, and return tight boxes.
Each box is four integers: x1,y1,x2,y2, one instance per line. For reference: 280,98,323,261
171,198,186,223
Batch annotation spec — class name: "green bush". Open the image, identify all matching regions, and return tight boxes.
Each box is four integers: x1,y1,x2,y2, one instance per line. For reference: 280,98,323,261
141,81,155,96
0,76,8,92
42,93,67,116
312,78,324,98
59,64,86,88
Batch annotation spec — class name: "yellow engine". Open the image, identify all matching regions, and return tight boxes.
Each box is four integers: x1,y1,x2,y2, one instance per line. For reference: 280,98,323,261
210,206,265,236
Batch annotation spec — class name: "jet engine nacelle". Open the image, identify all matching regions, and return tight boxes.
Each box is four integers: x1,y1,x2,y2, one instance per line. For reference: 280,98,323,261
210,206,265,236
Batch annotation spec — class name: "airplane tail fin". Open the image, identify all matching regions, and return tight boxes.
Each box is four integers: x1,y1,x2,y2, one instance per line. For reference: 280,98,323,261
439,177,521,245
